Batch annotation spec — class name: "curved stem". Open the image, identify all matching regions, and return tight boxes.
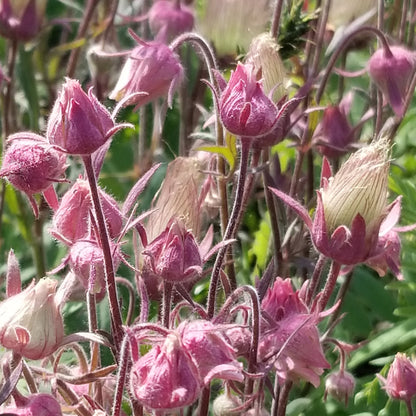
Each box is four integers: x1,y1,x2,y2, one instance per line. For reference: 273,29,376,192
207,138,251,319
277,381,293,416
112,335,130,416
162,281,173,328
83,155,123,352
316,26,392,104
317,260,342,312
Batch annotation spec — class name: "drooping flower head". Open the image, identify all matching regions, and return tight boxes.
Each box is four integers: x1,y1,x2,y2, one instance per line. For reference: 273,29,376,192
0,132,67,216
378,353,416,405
324,370,356,405
47,78,122,155
1,393,63,416
109,34,184,109
178,320,244,386
0,277,64,360
130,332,201,412
50,177,123,245
313,93,356,159
69,237,122,295
259,278,330,387
142,219,202,284
368,45,416,117
0,0,47,41
148,0,194,43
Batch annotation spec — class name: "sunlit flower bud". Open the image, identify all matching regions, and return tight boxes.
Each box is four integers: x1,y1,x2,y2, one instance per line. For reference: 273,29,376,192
148,0,194,43
109,37,183,109
51,178,123,244
0,132,67,216
378,353,416,405
69,238,122,294
47,78,121,155
368,45,416,117
1,393,62,415
321,139,390,238
246,32,286,103
0,0,47,41
324,370,356,405
219,63,278,138
143,219,202,283
130,332,201,412
0,278,64,360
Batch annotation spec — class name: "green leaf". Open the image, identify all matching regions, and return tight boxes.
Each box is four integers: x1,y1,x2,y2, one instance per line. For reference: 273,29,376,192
198,132,237,171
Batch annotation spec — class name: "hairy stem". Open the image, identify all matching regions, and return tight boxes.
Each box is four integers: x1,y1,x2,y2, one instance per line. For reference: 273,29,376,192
83,155,124,352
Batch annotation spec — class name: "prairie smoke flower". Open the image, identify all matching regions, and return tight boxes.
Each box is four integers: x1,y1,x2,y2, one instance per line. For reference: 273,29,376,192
313,93,356,158
271,139,392,265
0,132,67,216
109,36,184,109
0,0,47,41
51,178,123,245
47,78,124,155
148,0,194,43
142,219,202,284
1,393,62,416
0,278,64,360
368,46,416,117
69,238,122,294
324,370,356,405
378,353,416,405
218,63,297,145
178,320,244,385
130,332,201,412
259,278,329,387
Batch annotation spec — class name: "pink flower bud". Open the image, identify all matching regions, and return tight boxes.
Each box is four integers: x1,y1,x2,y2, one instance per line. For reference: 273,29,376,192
47,78,118,155
178,320,244,385
325,370,356,405
0,132,66,198
130,333,201,412
0,278,64,360
51,178,123,244
109,37,184,109
143,220,202,283
69,238,122,294
219,63,278,138
368,45,416,117
148,0,194,43
379,353,416,404
0,0,47,41
1,393,62,416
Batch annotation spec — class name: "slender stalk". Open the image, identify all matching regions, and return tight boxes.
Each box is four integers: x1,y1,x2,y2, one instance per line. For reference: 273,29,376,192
311,0,330,78
207,138,251,319
409,0,416,47
271,376,280,416
262,150,282,275
317,261,342,311
277,381,293,416
112,336,130,416
162,281,173,328
66,0,100,77
83,155,123,352
306,254,327,307
399,0,409,43
406,400,415,416
270,0,285,39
